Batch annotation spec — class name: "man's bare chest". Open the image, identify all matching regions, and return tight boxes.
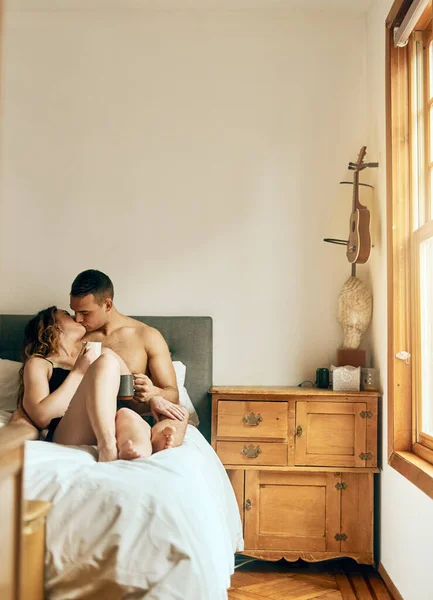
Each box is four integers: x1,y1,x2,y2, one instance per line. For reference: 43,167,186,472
105,339,148,373
86,329,148,373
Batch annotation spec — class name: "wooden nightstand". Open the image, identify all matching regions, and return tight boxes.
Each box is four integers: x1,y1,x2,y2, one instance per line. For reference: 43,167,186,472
211,386,380,565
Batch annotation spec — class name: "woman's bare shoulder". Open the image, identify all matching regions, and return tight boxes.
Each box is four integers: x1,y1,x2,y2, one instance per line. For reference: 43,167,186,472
24,356,52,373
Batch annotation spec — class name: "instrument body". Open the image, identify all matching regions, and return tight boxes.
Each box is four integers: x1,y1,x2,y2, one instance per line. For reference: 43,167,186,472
346,146,371,264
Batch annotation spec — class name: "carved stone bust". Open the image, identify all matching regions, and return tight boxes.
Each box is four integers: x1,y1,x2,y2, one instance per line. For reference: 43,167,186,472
337,276,373,349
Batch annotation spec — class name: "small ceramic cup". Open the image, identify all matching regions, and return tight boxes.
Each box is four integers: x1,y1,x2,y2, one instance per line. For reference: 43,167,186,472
316,368,330,389
117,374,134,400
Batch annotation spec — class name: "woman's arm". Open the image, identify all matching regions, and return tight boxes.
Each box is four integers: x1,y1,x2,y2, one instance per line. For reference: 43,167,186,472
22,357,85,429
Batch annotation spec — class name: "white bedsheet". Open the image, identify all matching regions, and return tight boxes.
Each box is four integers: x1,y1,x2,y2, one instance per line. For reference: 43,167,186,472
23,425,244,600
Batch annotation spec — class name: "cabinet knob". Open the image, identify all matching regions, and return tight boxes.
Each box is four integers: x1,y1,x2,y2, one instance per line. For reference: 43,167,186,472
245,499,252,511
241,444,262,459
242,412,263,426
296,425,303,437
335,482,348,491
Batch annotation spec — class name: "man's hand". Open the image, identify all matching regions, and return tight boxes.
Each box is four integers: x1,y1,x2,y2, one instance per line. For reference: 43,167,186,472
149,396,186,422
131,373,181,419
132,373,161,403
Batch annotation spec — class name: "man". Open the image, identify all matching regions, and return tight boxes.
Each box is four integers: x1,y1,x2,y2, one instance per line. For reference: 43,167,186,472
69,269,188,455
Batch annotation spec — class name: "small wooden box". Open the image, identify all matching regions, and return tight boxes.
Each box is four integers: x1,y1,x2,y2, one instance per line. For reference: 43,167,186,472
337,348,367,367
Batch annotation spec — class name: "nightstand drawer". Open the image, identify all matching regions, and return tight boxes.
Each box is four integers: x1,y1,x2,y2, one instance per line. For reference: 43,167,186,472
217,441,287,465
216,401,288,440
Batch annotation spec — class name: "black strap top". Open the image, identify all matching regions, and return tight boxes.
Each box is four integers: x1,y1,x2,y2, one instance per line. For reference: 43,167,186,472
44,358,71,441
46,362,71,393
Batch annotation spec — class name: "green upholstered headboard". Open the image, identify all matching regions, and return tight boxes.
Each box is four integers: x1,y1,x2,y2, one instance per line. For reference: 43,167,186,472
0,315,213,441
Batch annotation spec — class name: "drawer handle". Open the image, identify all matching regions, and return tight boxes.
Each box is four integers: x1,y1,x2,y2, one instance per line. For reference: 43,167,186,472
242,444,262,459
359,451,373,460
242,412,263,426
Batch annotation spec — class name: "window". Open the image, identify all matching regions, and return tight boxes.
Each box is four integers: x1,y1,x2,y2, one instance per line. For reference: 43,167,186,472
387,0,433,498
411,25,433,461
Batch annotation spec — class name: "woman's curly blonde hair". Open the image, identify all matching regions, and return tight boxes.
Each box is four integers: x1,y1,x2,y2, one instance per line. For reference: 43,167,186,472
17,306,60,408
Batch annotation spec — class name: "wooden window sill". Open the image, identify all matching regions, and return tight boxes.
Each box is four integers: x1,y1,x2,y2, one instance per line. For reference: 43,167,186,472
390,450,433,499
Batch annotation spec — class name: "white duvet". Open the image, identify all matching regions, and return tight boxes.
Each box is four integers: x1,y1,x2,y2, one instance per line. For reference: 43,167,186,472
23,425,244,600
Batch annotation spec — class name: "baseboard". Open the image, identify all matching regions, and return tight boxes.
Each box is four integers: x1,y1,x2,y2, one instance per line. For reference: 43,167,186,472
378,562,404,600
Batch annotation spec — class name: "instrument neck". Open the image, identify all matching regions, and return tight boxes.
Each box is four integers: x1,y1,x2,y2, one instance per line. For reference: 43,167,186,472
353,170,359,211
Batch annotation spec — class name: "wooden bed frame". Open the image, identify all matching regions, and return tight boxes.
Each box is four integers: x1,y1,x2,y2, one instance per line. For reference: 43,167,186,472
0,315,213,600
0,424,37,600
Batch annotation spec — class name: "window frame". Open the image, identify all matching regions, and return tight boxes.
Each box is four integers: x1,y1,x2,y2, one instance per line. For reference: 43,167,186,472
387,0,433,498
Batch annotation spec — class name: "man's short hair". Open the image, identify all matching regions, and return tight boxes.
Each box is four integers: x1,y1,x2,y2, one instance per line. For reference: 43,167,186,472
70,270,114,304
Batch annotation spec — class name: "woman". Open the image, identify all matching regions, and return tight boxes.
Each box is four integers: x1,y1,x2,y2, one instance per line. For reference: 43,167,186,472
18,306,182,461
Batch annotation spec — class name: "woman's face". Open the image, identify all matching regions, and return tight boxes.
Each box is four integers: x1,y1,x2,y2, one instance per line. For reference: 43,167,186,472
55,309,86,339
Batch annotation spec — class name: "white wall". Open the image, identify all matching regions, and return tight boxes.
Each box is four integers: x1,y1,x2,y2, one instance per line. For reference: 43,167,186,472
0,0,367,385
366,1,433,598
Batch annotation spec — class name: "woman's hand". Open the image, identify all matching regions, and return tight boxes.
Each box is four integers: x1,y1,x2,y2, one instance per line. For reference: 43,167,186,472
149,396,186,422
73,343,99,375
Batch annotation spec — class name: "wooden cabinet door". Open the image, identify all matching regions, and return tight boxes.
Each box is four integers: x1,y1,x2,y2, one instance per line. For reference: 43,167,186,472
244,471,340,552
340,473,374,555
295,401,367,467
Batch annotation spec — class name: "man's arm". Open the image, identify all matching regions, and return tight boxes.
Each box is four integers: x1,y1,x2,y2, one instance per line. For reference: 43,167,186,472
129,327,183,420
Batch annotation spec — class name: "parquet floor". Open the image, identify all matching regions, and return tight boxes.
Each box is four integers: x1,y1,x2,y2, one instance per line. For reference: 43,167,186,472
229,559,394,600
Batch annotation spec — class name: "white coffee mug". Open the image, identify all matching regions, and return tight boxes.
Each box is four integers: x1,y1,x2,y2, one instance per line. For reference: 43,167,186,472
84,341,102,358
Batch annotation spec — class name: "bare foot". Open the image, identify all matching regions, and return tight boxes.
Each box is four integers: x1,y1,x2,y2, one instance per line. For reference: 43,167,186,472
118,439,148,460
151,425,176,453
163,425,175,449
98,445,118,462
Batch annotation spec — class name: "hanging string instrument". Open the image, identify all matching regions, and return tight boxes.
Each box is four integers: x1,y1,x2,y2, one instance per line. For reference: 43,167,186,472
346,146,372,264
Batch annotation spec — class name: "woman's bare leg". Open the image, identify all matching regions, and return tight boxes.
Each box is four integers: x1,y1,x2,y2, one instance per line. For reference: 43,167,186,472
116,408,152,459
151,407,189,453
53,350,129,462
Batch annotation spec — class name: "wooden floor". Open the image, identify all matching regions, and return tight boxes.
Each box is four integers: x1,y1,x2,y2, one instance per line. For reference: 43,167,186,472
229,559,394,600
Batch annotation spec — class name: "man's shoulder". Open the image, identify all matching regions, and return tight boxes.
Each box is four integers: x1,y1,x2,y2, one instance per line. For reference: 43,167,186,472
123,315,147,330
116,317,163,340
122,316,156,336
123,318,168,350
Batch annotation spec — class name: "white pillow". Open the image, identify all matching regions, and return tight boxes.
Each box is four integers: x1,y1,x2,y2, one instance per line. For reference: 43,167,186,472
0,409,12,427
172,361,200,427
0,359,21,412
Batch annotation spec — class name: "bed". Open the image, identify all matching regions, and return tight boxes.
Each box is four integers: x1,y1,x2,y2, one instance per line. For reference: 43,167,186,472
0,315,243,600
